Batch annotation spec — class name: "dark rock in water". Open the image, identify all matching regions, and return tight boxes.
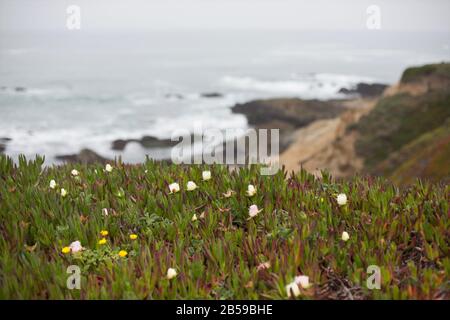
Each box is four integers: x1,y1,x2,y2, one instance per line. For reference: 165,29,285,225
140,136,178,148
111,139,129,151
338,88,352,95
15,87,26,92
56,149,110,164
0,137,11,154
201,92,223,98
338,83,388,97
232,98,345,129
165,93,184,100
112,136,178,151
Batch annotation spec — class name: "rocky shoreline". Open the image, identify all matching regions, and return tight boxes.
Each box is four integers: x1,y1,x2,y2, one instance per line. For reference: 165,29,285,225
7,82,388,165
231,98,348,152
47,81,389,164
55,149,110,164
111,136,178,151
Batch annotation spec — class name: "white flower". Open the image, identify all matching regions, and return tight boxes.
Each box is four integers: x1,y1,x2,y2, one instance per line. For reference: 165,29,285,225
60,188,67,197
105,164,113,172
69,240,83,253
246,184,257,197
337,193,347,206
248,205,262,218
186,181,197,191
285,282,301,298
202,170,211,181
191,214,198,222
169,183,180,193
295,275,310,289
49,179,56,189
71,169,79,176
342,231,350,242
102,208,109,216
167,268,177,280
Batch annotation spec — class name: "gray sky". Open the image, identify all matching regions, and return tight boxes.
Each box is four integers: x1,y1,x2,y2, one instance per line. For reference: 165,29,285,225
1,0,449,32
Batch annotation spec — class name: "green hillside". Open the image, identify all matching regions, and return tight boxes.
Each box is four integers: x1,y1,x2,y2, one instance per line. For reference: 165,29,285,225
355,63,450,184
376,123,450,185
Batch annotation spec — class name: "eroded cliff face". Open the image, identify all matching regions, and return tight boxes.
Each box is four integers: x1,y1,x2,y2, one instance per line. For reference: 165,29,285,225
279,98,377,178
280,63,450,184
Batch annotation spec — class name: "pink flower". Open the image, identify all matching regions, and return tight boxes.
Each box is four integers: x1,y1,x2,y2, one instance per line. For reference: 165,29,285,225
69,241,83,253
248,205,262,218
295,275,310,289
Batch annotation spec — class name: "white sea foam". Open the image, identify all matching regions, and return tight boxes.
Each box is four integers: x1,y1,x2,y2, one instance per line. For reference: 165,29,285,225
220,73,377,100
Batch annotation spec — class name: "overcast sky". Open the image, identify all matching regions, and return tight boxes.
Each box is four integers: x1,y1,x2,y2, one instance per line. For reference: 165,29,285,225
1,0,449,32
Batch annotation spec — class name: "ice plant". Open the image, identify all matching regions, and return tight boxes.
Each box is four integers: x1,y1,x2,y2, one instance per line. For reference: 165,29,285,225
60,188,67,197
169,182,180,193
342,231,350,242
105,164,113,172
285,282,301,298
61,247,71,254
186,181,197,191
49,179,56,189
130,234,138,240
69,241,83,253
337,193,347,206
246,184,257,197
100,230,109,237
71,169,79,176
118,250,128,258
98,238,107,245
248,205,262,218
167,268,177,280
202,170,211,181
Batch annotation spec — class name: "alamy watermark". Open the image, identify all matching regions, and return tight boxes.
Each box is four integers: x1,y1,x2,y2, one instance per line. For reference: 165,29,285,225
366,265,381,290
170,123,280,175
66,5,81,30
366,5,381,30
66,265,81,290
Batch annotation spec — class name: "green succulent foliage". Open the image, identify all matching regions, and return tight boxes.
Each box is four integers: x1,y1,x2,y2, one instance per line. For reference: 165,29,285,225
0,155,448,300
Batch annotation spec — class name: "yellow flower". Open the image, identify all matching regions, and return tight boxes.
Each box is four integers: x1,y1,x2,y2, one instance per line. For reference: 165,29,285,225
100,230,109,236
61,246,71,254
98,238,107,245
118,250,128,258
130,234,138,240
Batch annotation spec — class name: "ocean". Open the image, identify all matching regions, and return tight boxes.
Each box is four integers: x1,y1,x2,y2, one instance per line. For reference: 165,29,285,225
1,29,449,164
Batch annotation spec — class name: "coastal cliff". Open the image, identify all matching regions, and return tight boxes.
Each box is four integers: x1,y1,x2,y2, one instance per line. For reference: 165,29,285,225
233,62,450,185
